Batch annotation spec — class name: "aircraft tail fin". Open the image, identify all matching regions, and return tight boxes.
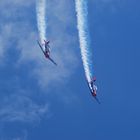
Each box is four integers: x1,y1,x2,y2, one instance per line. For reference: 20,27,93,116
44,40,50,44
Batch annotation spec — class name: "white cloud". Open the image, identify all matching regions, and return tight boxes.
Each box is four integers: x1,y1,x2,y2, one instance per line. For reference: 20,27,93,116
0,0,80,127
0,24,13,59
0,0,33,21
0,1,80,139
0,94,49,123
16,0,79,88
0,0,79,89
0,0,79,126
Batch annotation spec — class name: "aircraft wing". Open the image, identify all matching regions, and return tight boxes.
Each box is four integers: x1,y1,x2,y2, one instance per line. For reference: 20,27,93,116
93,96,101,104
48,57,57,66
37,40,45,54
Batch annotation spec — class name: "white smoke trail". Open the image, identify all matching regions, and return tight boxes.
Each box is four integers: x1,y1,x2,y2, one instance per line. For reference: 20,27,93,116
75,0,93,82
36,0,46,44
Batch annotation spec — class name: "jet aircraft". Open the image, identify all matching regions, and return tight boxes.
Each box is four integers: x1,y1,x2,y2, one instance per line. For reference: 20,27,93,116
37,40,57,66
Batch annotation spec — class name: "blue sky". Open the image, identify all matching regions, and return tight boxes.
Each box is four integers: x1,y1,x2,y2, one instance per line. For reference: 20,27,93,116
0,0,140,140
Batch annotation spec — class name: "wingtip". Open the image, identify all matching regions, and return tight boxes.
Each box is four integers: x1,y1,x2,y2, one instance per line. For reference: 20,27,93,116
94,96,101,104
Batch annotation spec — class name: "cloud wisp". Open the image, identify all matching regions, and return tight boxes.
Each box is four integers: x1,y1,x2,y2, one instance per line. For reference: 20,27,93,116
0,94,49,123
